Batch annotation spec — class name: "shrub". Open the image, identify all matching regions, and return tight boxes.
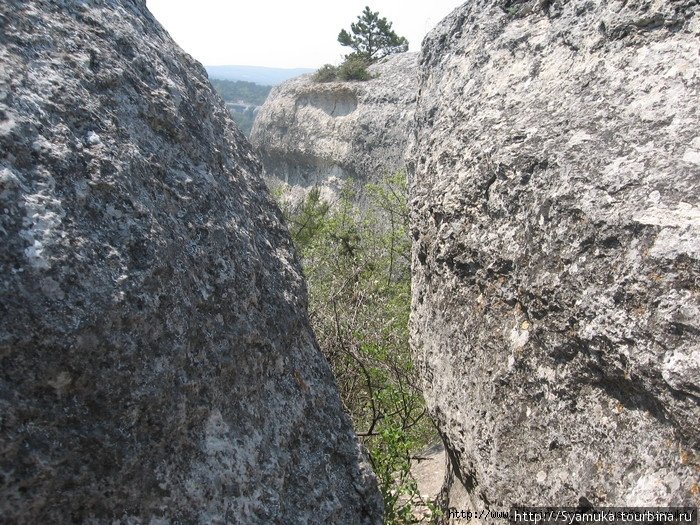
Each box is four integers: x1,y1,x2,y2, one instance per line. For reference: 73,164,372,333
276,174,437,523
338,55,371,82
313,64,339,83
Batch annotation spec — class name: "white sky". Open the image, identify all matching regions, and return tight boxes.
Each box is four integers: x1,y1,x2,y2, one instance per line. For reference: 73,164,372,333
146,0,464,69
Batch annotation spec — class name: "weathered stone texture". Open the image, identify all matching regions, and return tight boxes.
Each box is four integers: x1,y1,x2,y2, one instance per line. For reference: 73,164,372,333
0,1,381,523
410,0,699,511
250,53,418,201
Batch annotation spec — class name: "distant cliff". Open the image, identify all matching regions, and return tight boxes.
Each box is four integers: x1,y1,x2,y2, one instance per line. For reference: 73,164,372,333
410,0,700,513
0,1,382,523
250,53,418,202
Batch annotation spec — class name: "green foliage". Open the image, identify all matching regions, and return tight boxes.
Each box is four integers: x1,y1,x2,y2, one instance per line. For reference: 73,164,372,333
507,4,520,15
285,187,330,251
338,55,371,81
209,79,272,136
313,57,370,83
209,78,271,105
313,64,340,83
278,173,436,524
227,106,257,136
338,6,409,63
315,6,402,83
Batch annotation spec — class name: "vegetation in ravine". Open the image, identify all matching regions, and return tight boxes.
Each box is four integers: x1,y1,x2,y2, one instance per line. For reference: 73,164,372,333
276,174,439,524
209,78,271,105
209,78,271,136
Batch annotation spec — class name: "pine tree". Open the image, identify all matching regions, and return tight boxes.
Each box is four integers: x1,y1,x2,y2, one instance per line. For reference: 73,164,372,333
337,6,408,63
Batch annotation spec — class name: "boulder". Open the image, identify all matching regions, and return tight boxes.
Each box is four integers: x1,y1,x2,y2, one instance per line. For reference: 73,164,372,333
0,1,382,522
410,0,699,511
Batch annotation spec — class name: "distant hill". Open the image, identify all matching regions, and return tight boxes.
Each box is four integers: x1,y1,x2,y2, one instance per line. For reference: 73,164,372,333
206,65,315,86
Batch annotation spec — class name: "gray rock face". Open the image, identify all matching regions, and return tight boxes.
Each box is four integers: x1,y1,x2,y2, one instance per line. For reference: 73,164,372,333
410,0,699,511
0,1,382,523
250,53,418,201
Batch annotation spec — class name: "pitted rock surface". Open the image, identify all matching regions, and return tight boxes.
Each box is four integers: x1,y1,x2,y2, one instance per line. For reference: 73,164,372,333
0,1,382,523
410,0,700,511
250,53,418,202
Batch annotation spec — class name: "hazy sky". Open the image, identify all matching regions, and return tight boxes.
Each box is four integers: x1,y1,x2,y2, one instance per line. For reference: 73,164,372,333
146,0,464,69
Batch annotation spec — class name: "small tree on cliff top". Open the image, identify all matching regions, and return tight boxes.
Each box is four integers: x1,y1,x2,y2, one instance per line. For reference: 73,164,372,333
338,6,408,63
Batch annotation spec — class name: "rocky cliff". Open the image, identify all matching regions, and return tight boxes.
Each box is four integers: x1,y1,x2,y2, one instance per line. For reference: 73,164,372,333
410,0,699,511
0,1,381,523
250,53,418,202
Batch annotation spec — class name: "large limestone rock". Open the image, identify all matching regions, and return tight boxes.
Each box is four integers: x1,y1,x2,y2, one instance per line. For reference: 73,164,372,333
0,1,382,523
250,53,418,202
410,0,699,511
